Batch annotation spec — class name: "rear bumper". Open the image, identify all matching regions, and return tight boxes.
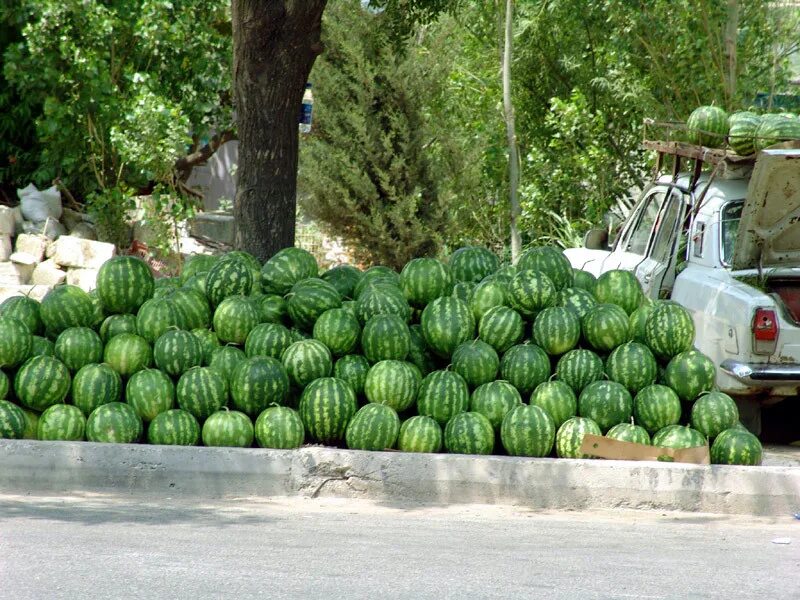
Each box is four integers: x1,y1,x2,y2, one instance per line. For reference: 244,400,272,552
720,359,800,387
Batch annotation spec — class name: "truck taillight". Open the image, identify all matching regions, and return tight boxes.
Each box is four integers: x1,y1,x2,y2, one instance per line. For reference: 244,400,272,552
752,308,778,342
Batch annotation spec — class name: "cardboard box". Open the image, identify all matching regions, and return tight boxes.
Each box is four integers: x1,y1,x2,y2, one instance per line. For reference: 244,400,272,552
579,434,710,464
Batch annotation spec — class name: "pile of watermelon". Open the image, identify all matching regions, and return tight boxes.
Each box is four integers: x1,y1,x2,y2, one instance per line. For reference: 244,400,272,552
685,105,800,155
0,245,762,466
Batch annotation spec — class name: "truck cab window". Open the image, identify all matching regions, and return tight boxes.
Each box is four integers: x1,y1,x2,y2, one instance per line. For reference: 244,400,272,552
623,192,663,255
721,201,744,264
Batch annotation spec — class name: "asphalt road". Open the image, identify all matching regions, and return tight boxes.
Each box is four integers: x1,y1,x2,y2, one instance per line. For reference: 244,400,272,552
0,494,797,600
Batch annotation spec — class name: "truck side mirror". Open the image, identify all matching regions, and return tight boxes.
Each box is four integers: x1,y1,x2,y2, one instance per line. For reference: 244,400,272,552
583,228,609,250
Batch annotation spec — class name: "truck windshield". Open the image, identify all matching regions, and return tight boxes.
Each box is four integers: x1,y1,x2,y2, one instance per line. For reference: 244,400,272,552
721,201,744,264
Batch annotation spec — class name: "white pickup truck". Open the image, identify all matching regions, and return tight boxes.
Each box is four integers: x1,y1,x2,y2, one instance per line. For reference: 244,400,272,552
564,141,800,433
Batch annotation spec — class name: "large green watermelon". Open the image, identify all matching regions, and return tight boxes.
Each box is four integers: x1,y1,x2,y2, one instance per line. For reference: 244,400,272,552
416,370,469,426
298,377,357,445
644,302,695,362
469,380,523,429
581,303,631,353
255,406,305,449
532,306,581,355
147,409,200,446
72,363,122,417
500,404,555,457
0,400,26,439
632,384,681,435
0,316,32,368
529,380,577,429
202,409,254,447
478,305,524,353
451,340,499,388
313,308,361,356
516,246,573,290
261,247,319,296
507,270,556,318
690,391,739,439
605,342,658,395
710,428,762,465
177,366,229,420
400,258,454,308
556,416,602,459
687,105,729,147
444,411,495,455
206,256,254,308
14,355,71,412
346,403,401,451
281,339,333,388
86,402,143,444
286,278,342,331
364,360,419,412
728,111,761,156
555,349,604,395
578,380,633,433
360,314,410,363
664,349,716,402
126,368,175,421
96,256,154,314
213,295,260,345
40,285,96,336
397,415,443,453
420,297,475,358
593,270,643,316
103,333,152,377
449,246,499,284
0,295,43,335
230,357,289,417
500,344,551,396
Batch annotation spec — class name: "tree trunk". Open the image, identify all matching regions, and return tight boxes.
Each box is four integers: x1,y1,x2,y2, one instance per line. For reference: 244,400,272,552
501,0,522,263
724,0,739,107
231,0,327,262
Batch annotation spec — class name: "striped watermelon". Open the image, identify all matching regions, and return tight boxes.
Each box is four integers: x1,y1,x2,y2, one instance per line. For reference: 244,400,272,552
555,349,604,395
420,297,475,358
0,316,32,368
556,416,602,458
453,281,476,303
225,250,262,286
400,258,454,308
153,277,180,298
191,328,220,364
710,428,762,465
245,323,294,361
126,368,175,421
72,363,122,417
557,287,597,320
206,257,254,308
355,283,412,325
286,278,342,331
257,294,289,325
29,335,55,357
40,285,95,337
687,105,729,147
571,269,596,293
397,415,443,453
333,354,370,396
255,405,305,449
468,279,509,321
361,314,410,363
664,349,716,402
86,402,143,444
444,411,495,455
147,409,200,446
213,295,260,345
728,111,761,156
181,254,218,283
449,246,499,283
54,327,103,372
451,340,499,388
230,357,289,417
21,409,39,439
652,424,707,449
416,369,469,426
298,377,357,445
14,355,70,411
209,344,247,384
103,333,152,376
282,339,333,388
470,380,523,429
578,380,633,433
605,342,658,394
169,287,211,330
754,113,800,151
530,380,577,429
153,329,204,377
690,391,739,439
593,270,643,315
644,302,695,361
353,266,401,299
517,246,573,290
533,306,581,356
96,256,154,314
346,403,401,451
136,297,182,344
633,384,682,435
407,324,436,376
321,265,363,299
312,308,360,356
0,400,26,439
202,409,254,447
478,306,524,353
606,422,651,445
36,404,86,441
87,290,106,329
507,269,556,318
500,404,556,457
177,366,229,420
628,303,654,344
99,314,138,343
183,273,208,296
0,295,43,335
364,360,419,412
0,370,7,399
261,247,319,296
500,344,551,396
581,303,631,353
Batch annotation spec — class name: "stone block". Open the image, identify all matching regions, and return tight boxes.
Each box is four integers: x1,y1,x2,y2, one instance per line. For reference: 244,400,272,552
0,235,11,261
53,236,116,269
0,206,15,235
31,260,67,286
66,268,99,291
0,261,34,285
14,233,47,263
189,212,235,246
0,284,52,303
61,207,85,232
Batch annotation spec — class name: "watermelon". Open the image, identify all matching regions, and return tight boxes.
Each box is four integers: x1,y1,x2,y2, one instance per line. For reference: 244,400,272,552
353,266,401,299
191,328,220,364
96,256,154,314
40,285,95,337
136,297,182,344
355,283,412,324
281,339,333,388
557,287,597,320
147,409,200,446
468,279,509,321
0,295,43,335
230,357,289,417
581,303,631,353
644,302,695,361
14,355,70,411
176,366,228,420
754,113,800,151
213,295,260,345
181,254,218,283
687,105,729,147
364,360,419,412
298,377,357,445
571,269,596,293
286,278,342,331
517,246,573,290
652,424,707,449
209,345,247,383
633,384,682,435
451,340,499,388
399,258,454,308
470,380,523,429
313,308,360,356
530,380,577,429
728,111,761,156
20,409,39,439
556,416,602,458
605,342,658,394
664,349,716,402
103,333,152,377
169,287,211,330
245,323,294,361
710,428,762,465
578,380,633,433
255,405,305,449
532,306,581,356
126,367,175,421
478,306,524,353
72,363,122,417
182,273,208,296
397,415,443,453
0,370,7,400
500,404,556,457
361,314,410,363
606,422,651,445
416,370,469,426
152,329,203,377
555,349,604,395
261,247,319,296
333,354,370,396
99,314,138,343
420,297,475,358
0,316,33,368
206,256,254,308
628,303,654,344
153,278,180,298
87,290,107,328
690,391,739,439
202,409,254,447
500,344,551,396
453,281,476,303
86,402,143,443
444,411,495,455
346,403,401,451
52,327,103,373
256,294,289,325
449,246,499,283
29,335,55,357
0,399,26,439
507,269,556,318
593,270,643,316
321,265,363,299
406,324,437,376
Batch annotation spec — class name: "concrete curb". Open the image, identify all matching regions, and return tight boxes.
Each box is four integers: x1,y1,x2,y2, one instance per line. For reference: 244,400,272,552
1,440,798,516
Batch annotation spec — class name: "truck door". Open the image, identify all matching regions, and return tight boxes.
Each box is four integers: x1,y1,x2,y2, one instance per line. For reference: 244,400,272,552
635,188,687,298
604,188,666,271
